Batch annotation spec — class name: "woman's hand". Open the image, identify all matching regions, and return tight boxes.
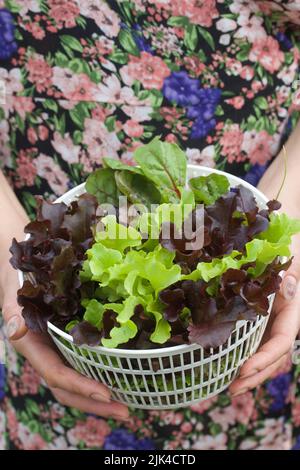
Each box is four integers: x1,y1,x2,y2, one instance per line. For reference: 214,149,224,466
229,198,300,396
1,261,129,421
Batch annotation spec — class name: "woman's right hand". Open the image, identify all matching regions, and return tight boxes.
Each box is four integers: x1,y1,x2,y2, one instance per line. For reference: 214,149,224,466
1,261,129,422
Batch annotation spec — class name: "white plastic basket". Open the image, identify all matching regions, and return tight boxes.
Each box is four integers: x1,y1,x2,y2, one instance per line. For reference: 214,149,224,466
19,165,273,410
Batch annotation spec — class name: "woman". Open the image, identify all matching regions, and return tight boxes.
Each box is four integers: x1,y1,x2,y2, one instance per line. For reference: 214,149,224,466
0,0,300,450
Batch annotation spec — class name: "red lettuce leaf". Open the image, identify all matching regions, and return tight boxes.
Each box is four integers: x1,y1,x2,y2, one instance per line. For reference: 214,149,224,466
70,321,102,347
10,194,99,334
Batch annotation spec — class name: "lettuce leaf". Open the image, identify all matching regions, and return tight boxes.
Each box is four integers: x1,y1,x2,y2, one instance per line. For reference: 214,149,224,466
189,173,230,205
133,137,187,201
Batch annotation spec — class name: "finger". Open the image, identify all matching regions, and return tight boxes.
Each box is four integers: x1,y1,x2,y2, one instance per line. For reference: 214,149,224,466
238,333,292,379
281,275,298,301
2,267,28,340
238,297,299,378
229,353,289,396
50,388,129,421
280,235,300,301
13,331,112,403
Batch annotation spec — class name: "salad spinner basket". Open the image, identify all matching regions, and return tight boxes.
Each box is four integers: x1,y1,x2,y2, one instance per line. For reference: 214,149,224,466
19,166,273,410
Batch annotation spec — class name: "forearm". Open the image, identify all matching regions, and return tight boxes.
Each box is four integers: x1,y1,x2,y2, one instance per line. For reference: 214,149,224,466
0,170,29,303
258,120,300,217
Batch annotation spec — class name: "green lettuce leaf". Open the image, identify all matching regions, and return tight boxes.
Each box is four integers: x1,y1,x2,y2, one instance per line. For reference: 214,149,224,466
83,299,105,328
85,168,121,206
133,137,187,201
189,173,230,205
96,215,142,252
103,157,143,174
101,296,142,348
114,170,162,209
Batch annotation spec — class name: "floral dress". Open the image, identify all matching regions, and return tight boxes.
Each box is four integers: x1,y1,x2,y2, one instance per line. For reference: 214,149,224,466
0,0,300,450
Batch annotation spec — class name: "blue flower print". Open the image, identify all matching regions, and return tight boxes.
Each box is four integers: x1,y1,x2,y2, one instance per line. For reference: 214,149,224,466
0,9,17,60
163,71,201,107
104,429,155,451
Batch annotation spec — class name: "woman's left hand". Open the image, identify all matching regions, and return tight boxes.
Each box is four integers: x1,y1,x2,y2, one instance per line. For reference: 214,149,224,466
229,235,300,397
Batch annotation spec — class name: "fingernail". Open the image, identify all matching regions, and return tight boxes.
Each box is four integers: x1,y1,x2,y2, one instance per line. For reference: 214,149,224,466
6,316,21,339
111,413,130,422
283,276,297,301
231,387,248,398
90,393,111,404
240,368,258,379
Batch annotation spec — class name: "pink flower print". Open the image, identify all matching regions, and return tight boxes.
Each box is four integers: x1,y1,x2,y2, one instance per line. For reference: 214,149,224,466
91,104,111,122
47,436,73,450
149,0,172,8
234,14,266,43
15,0,39,16
66,74,99,102
67,416,111,448
17,423,47,450
123,119,144,138
192,433,227,450
13,97,35,120
226,96,245,110
79,1,120,38
220,124,244,163
83,118,121,162
34,153,69,195
183,55,206,76
120,52,170,90
190,395,218,414
95,75,136,105
0,120,11,168
186,145,216,167
51,131,80,164
52,67,76,96
80,149,94,173
15,149,37,188
26,55,53,93
27,127,38,145
230,0,259,16
209,406,236,431
50,403,66,421
26,21,46,40
38,125,49,141
122,104,153,122
290,87,300,113
249,37,284,74
231,391,256,425
0,68,23,95
6,401,19,441
52,67,98,101
171,0,218,27
242,130,273,165
225,58,243,76
240,65,255,81
239,438,257,450
95,36,114,55
216,18,237,33
48,0,80,29
255,418,291,450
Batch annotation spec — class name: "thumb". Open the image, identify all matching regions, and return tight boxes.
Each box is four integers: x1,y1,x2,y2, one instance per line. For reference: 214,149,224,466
280,235,300,302
2,268,28,341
